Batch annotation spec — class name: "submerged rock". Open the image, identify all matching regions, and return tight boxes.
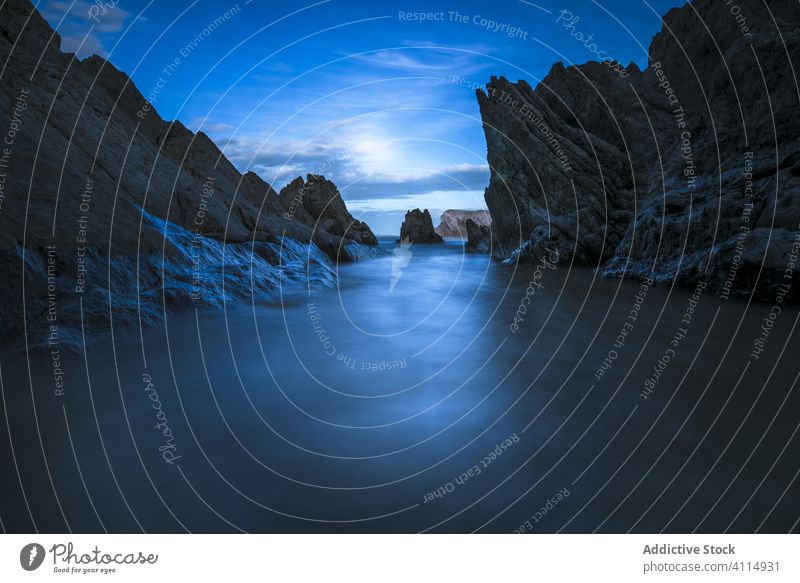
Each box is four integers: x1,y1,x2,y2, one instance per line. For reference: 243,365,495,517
398,209,443,244
435,209,492,238
477,0,800,302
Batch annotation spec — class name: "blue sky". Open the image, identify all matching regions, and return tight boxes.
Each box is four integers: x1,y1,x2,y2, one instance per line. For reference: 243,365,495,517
40,0,683,234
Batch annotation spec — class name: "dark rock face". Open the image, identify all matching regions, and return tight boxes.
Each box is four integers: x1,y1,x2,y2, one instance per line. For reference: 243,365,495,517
398,209,443,244
465,219,492,254
435,209,492,238
477,0,800,302
279,175,377,246
0,0,378,340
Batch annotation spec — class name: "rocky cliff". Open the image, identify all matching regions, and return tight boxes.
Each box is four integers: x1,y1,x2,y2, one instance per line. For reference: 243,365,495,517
435,209,492,238
398,209,443,244
0,0,378,343
477,0,800,302
465,219,492,254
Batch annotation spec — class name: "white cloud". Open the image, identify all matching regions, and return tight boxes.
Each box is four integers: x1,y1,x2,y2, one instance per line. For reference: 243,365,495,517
346,191,487,213
42,0,131,58
347,163,489,184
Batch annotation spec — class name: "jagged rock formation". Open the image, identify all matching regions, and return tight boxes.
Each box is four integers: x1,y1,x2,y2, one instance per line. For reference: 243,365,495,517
398,209,443,244
465,219,492,253
0,0,378,341
435,209,492,238
278,175,377,247
477,0,800,302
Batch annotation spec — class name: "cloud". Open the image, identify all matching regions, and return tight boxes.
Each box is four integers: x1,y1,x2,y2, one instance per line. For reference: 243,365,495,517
346,190,487,213
219,131,489,197
175,43,492,202
354,51,455,72
352,45,494,78
345,163,489,184
221,135,354,182
187,119,236,134
339,164,490,198
42,0,131,58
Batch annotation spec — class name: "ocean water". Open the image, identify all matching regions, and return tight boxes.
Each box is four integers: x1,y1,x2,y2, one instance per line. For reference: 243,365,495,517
1,238,799,533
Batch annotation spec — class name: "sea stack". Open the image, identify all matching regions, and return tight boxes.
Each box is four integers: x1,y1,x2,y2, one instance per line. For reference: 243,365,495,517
398,209,443,244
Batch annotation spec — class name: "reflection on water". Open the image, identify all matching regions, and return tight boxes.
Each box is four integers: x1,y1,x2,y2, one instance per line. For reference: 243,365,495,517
2,238,799,532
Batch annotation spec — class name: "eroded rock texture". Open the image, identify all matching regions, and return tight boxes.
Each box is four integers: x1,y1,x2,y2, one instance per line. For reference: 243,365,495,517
278,175,378,247
398,209,443,244
0,0,378,340
477,0,800,302
435,209,492,238
465,219,492,254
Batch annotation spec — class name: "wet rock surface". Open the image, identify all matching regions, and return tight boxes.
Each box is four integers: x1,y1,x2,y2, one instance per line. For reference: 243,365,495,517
477,0,800,302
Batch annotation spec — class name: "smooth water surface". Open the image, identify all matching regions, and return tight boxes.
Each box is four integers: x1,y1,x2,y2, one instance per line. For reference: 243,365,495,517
2,239,799,532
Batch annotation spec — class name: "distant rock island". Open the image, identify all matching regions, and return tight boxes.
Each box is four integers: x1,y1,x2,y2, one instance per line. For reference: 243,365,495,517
0,0,379,342
398,209,443,244
435,209,491,239
477,0,799,302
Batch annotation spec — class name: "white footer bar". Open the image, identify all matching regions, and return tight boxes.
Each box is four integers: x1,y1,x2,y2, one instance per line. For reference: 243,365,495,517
1,534,796,582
